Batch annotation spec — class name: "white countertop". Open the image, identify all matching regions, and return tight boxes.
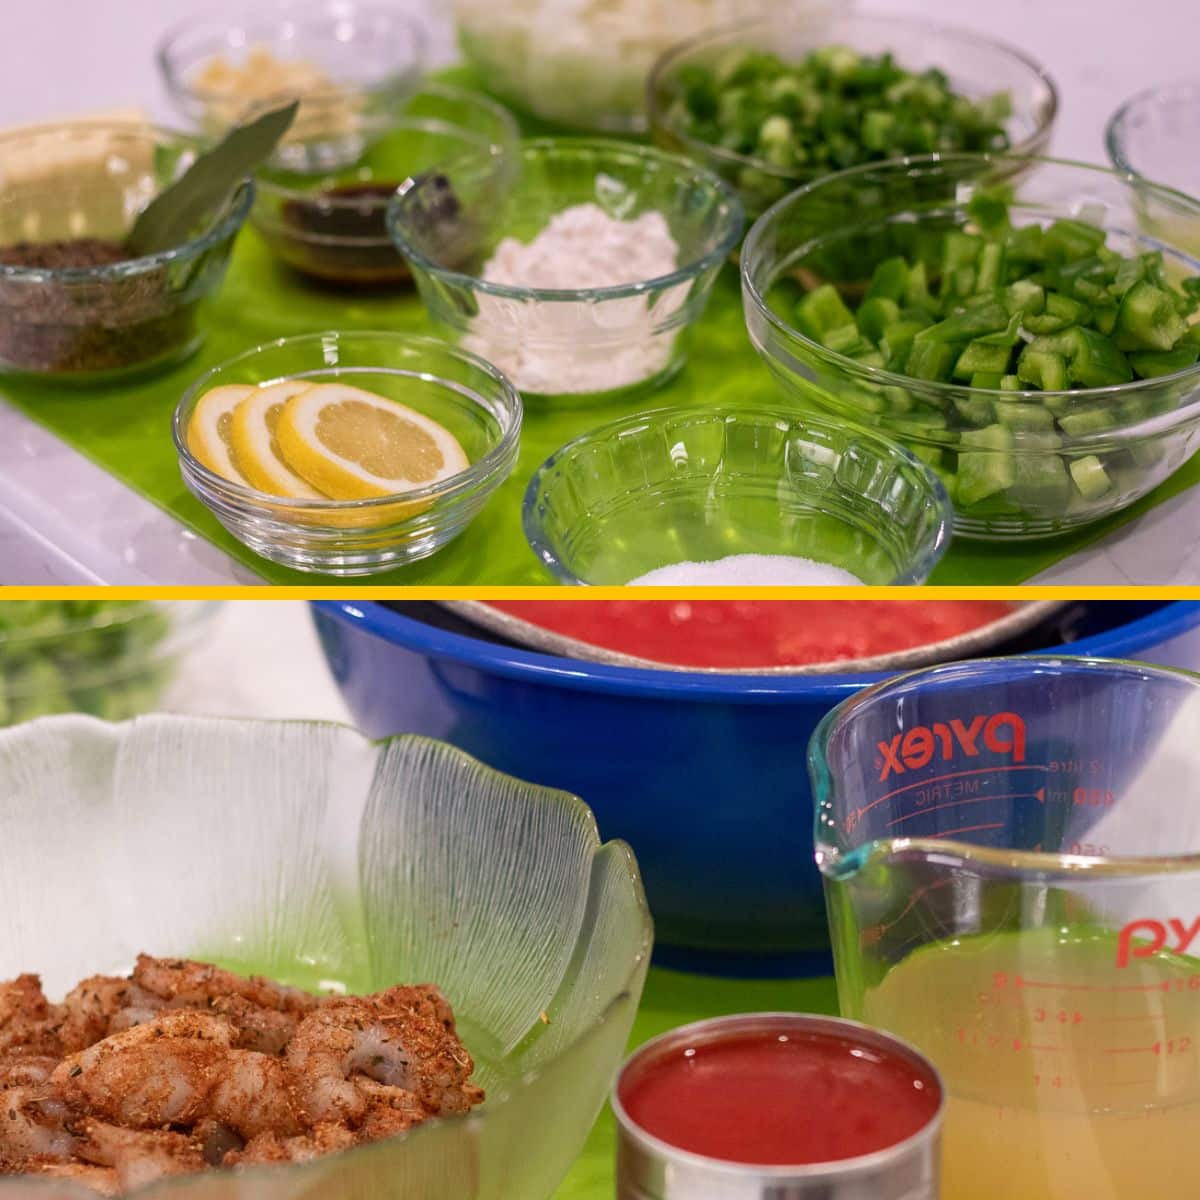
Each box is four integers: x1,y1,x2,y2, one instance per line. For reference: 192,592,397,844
162,601,352,721
1,0,1197,584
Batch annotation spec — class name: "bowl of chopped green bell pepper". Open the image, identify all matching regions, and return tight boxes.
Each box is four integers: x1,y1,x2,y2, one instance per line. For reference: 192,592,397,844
0,601,218,725
741,154,1200,540
648,11,1057,223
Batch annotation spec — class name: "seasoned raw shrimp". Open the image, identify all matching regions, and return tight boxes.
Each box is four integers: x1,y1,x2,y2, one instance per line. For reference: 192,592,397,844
225,1121,356,1167
207,1050,302,1139
76,1121,205,1192
0,1055,59,1088
355,1078,427,1142
285,986,482,1127
59,977,163,1054
132,957,316,1055
19,1159,120,1195
0,1084,74,1163
52,1011,234,1129
0,976,63,1058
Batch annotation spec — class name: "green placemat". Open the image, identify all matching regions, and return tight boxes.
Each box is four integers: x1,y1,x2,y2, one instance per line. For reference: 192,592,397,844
554,967,839,1198
2,70,1195,585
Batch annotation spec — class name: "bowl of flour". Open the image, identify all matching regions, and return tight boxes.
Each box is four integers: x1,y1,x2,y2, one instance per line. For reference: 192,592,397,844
388,138,743,400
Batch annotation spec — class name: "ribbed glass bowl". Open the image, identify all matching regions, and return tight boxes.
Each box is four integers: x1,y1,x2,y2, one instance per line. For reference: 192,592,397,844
522,406,951,585
648,10,1058,222
741,154,1200,540
0,121,252,381
1106,79,1200,260
172,331,523,576
388,138,744,403
0,601,217,726
0,714,651,1199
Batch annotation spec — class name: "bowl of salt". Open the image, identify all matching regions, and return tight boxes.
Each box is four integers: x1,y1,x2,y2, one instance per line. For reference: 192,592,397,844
521,405,953,586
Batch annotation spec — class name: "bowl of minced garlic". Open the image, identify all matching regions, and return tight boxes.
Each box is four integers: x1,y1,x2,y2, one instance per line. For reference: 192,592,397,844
158,2,427,168
172,330,522,575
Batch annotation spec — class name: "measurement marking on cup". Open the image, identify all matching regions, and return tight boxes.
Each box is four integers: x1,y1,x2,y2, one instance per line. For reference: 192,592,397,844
924,822,1007,840
885,792,1036,827
856,763,1051,819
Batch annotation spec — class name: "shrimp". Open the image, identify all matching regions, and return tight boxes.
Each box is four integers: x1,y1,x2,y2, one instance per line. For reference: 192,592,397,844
58,978,163,1054
75,1121,205,1192
0,976,63,1058
207,1050,302,1139
52,1011,234,1129
355,1078,427,1142
132,957,316,1054
0,1085,75,1163
285,987,482,1127
226,1122,356,1167
18,1159,120,1195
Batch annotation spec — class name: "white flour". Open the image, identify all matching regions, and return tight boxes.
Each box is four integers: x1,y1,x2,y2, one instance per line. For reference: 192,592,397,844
627,554,866,586
463,201,684,395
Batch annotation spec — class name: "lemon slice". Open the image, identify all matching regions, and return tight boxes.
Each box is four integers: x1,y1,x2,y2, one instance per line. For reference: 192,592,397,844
230,381,329,500
275,383,470,501
187,385,254,486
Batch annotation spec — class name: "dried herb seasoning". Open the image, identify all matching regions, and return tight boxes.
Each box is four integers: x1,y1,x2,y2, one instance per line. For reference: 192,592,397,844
0,105,295,378
0,239,193,377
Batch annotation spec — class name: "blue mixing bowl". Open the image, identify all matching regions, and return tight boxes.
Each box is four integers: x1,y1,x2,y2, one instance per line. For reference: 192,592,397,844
312,601,1200,976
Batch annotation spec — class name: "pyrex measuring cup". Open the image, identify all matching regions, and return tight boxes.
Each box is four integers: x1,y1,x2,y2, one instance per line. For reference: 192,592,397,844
809,657,1200,1200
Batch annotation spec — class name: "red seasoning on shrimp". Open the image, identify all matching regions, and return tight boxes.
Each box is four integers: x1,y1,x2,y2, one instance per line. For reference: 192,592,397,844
0,957,484,1193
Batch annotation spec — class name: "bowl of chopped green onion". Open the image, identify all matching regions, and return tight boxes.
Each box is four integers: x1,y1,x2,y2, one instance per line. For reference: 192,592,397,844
0,601,218,725
648,12,1057,223
742,154,1200,540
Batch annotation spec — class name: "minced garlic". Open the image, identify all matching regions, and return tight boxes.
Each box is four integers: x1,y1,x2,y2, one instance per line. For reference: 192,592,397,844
193,46,361,144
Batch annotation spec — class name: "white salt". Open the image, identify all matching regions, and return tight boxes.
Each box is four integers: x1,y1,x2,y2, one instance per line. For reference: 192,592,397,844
627,554,865,587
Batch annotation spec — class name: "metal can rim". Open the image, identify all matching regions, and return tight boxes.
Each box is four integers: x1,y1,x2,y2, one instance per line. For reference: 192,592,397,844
612,1012,946,1182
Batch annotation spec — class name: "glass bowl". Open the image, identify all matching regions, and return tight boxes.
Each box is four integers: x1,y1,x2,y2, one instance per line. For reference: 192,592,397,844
252,82,518,289
1106,79,1200,259
0,601,217,726
741,154,1200,541
388,138,744,403
0,714,652,1199
648,11,1058,222
158,0,427,157
172,331,522,576
450,0,783,134
522,406,951,585
0,121,252,381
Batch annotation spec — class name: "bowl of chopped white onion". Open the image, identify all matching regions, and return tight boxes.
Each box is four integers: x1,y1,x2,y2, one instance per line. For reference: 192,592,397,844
450,0,790,133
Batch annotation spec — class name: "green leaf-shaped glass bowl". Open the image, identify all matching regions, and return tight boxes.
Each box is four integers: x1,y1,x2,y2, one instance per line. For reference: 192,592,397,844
0,715,652,1199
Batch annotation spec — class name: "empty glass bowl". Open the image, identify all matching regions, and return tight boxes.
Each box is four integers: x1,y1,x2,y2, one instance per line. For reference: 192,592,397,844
1107,79,1200,259
741,154,1200,540
0,121,252,380
648,10,1058,221
522,406,952,585
172,331,522,576
388,138,744,402
251,82,518,288
158,0,427,160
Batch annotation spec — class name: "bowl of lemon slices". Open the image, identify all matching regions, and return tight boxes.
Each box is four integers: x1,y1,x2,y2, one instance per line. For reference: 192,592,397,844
173,330,522,575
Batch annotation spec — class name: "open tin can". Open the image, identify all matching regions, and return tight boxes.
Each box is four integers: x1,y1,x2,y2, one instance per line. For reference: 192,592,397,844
613,1014,945,1199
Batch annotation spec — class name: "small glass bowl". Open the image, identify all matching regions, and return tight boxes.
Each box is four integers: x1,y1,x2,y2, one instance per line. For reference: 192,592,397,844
251,82,517,290
741,154,1200,541
0,121,252,381
1106,80,1200,259
522,406,951,585
158,0,427,161
648,11,1058,221
388,138,744,403
172,331,522,576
